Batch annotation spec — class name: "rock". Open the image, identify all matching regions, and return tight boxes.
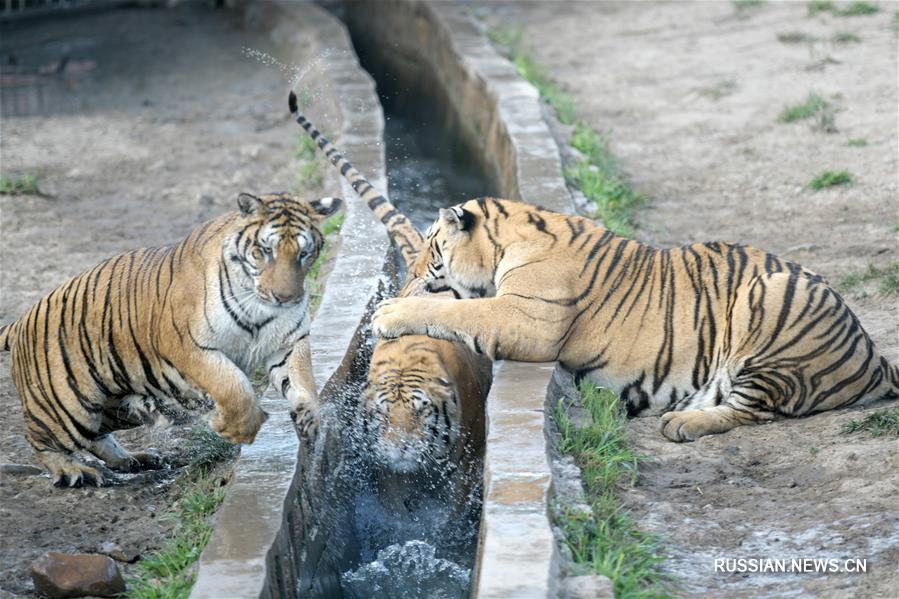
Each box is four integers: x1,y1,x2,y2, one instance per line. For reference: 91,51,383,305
31,552,125,598
97,542,139,564
561,573,615,599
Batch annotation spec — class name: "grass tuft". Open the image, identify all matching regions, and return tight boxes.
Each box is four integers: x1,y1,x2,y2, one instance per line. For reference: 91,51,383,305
841,407,899,437
833,30,862,42
777,31,817,43
127,426,233,599
307,211,345,313
837,1,880,16
777,92,835,128
488,26,577,124
847,137,868,147
555,382,671,597
0,174,42,195
809,0,880,16
698,78,737,100
840,261,899,294
807,169,853,190
294,135,325,189
490,26,644,237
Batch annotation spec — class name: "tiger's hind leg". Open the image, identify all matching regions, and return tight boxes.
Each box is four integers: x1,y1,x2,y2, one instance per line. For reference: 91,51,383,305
88,434,164,473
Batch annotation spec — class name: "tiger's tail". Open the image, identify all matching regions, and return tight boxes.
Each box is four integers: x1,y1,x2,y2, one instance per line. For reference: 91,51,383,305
288,90,423,267
0,320,18,351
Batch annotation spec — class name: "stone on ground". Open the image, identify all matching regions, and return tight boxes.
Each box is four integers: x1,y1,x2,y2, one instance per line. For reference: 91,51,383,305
30,552,125,598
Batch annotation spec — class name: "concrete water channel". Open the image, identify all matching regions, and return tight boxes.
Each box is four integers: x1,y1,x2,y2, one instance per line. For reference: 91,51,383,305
192,1,578,597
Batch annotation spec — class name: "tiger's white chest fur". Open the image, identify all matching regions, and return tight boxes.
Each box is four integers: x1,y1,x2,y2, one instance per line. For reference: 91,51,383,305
202,295,311,374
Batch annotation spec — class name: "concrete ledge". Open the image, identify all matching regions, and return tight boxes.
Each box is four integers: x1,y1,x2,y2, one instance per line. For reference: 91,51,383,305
190,2,389,598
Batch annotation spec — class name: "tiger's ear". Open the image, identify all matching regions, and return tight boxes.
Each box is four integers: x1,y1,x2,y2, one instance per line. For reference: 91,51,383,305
439,206,475,232
237,193,263,216
308,196,343,219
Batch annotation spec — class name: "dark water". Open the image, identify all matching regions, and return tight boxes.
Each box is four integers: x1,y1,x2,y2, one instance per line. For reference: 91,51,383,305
291,6,497,598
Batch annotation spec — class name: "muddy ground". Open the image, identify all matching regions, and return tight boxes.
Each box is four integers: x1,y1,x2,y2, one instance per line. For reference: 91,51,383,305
0,5,339,595
481,1,897,597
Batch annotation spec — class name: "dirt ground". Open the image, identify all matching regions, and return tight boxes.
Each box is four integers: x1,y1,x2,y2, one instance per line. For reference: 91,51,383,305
480,1,898,597
0,5,338,595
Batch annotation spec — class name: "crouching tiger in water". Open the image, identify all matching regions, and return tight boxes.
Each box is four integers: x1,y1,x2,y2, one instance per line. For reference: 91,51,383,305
373,198,899,441
289,91,491,478
0,192,341,486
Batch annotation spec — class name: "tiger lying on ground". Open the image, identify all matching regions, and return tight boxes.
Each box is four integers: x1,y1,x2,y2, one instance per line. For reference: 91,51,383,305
289,91,491,476
0,192,340,486
373,198,899,441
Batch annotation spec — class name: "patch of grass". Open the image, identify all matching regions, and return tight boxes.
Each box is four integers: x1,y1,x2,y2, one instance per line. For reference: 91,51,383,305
733,0,764,17
808,169,854,190
808,0,836,15
490,25,644,237
778,92,838,132
837,1,880,16
488,26,577,124
777,31,817,43
127,427,233,599
0,174,41,195
698,78,737,100
555,382,671,597
833,30,862,42
840,261,899,294
307,211,345,313
809,0,880,16
808,446,819,455
294,135,325,189
841,407,899,436
847,137,868,147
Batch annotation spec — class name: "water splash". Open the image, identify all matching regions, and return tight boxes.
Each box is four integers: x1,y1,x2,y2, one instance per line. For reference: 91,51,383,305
241,46,333,92
341,541,470,599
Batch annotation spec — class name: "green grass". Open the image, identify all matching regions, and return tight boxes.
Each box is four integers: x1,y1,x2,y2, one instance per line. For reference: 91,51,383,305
489,25,644,237
808,446,819,455
777,31,818,43
833,30,862,42
555,382,671,598
488,26,577,125
840,261,899,294
778,92,832,123
808,169,853,190
698,78,737,100
733,0,764,17
809,0,880,16
127,427,235,599
837,1,880,16
307,211,345,313
841,407,899,436
847,137,868,147
0,174,41,195
294,135,325,189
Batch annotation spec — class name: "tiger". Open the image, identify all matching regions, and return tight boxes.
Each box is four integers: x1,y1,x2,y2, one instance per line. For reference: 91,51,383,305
0,192,341,486
372,198,899,442
289,91,491,477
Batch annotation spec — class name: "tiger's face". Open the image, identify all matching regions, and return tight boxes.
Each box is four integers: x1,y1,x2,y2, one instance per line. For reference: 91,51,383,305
402,201,497,299
363,340,462,473
232,193,341,306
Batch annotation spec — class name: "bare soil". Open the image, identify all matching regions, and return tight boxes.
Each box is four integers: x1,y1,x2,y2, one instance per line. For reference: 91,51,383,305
481,1,898,596
0,5,337,595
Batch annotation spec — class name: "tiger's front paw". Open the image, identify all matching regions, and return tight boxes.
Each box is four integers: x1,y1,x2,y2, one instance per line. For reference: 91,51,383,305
372,297,428,339
660,410,713,442
211,402,269,445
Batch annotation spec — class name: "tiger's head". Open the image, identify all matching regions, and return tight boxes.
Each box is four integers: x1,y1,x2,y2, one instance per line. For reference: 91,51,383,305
230,192,342,306
363,339,462,474
401,198,512,300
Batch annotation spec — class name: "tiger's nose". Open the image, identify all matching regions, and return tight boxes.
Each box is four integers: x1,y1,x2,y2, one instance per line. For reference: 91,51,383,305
272,292,294,304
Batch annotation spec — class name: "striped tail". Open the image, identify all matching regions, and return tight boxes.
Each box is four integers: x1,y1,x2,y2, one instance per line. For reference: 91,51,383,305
0,321,17,351
288,91,423,267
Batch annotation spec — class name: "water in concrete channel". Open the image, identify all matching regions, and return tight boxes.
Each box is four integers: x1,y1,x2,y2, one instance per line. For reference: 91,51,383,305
291,6,498,599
